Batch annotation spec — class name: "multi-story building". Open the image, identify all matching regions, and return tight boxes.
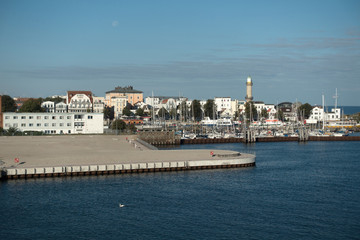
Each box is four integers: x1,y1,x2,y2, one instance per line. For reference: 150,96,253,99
105,86,143,106
2,112,103,134
41,101,68,113
145,96,186,110
110,96,128,119
93,96,105,113
214,97,232,113
307,106,341,123
66,91,93,113
253,101,265,114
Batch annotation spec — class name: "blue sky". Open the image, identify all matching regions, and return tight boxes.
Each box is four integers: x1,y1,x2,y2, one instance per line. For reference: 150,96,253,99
0,0,359,106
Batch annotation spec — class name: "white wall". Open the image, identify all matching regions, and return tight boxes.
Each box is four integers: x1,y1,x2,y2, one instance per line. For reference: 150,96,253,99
3,112,103,134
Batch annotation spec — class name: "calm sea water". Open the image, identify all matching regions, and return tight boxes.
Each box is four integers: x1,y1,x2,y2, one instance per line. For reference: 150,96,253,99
1,141,360,240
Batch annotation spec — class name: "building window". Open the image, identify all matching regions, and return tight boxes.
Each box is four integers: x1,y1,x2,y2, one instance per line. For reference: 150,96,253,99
13,116,18,119
52,123,56,127
52,116,56,120
21,123,26,127
88,115,93,119
5,116,10,119
44,116,49,119
13,123,18,127
67,123,71,126
5,124,9,127
29,123,33,127
67,116,71,119
29,116,33,119
37,123,41,127
60,116,64,119
37,116,41,119
60,123,64,126
21,116,26,119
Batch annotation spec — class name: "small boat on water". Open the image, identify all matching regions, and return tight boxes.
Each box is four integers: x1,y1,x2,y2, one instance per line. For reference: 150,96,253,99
119,204,125,208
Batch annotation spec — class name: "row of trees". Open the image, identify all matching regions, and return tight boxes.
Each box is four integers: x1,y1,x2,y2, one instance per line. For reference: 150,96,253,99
1,95,65,113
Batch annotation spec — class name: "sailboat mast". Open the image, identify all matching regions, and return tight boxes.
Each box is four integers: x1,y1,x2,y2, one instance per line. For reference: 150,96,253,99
322,94,325,130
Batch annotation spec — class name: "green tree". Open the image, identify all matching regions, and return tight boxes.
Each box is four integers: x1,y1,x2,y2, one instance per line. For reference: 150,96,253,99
190,100,202,121
298,103,312,119
135,108,144,117
104,106,114,120
43,96,64,104
128,123,137,133
1,95,17,112
18,98,44,112
260,108,269,119
5,127,20,136
245,102,258,121
122,107,132,117
111,119,126,130
277,109,284,121
204,99,216,119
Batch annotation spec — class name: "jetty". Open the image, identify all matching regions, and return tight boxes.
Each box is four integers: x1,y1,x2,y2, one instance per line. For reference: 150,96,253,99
0,135,255,180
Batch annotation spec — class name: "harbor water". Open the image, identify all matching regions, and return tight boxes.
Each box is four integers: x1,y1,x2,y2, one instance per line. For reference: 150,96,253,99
1,141,360,239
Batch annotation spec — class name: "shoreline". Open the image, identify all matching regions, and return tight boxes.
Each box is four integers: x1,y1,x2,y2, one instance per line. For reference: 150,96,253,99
0,135,255,180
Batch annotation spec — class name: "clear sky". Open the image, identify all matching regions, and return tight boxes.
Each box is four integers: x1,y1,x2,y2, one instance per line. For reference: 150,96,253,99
0,0,359,106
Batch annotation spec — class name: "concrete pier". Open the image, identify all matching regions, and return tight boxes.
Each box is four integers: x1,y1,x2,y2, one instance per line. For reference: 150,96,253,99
0,135,255,180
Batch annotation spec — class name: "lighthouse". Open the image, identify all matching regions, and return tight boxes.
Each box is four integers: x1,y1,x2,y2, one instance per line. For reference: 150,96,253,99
245,76,253,102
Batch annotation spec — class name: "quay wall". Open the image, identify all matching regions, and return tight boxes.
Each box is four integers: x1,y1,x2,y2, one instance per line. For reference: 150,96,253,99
308,136,360,141
180,136,360,144
1,156,256,180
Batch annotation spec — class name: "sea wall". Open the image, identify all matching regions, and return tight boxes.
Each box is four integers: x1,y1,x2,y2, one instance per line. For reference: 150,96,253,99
2,155,256,180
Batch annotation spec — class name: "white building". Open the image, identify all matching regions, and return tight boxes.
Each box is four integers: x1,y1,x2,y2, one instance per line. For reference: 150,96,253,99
110,96,128,118
214,97,231,113
145,96,187,110
2,112,103,134
307,107,341,123
253,101,266,114
41,101,55,112
159,98,177,111
41,101,68,113
93,96,105,113
67,91,93,113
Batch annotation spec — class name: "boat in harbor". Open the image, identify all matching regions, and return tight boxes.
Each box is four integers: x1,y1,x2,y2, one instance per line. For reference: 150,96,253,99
200,117,217,126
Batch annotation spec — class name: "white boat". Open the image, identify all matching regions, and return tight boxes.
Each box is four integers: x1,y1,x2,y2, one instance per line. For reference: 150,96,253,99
216,118,233,127
309,130,330,137
182,132,196,139
200,117,217,126
207,132,222,139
